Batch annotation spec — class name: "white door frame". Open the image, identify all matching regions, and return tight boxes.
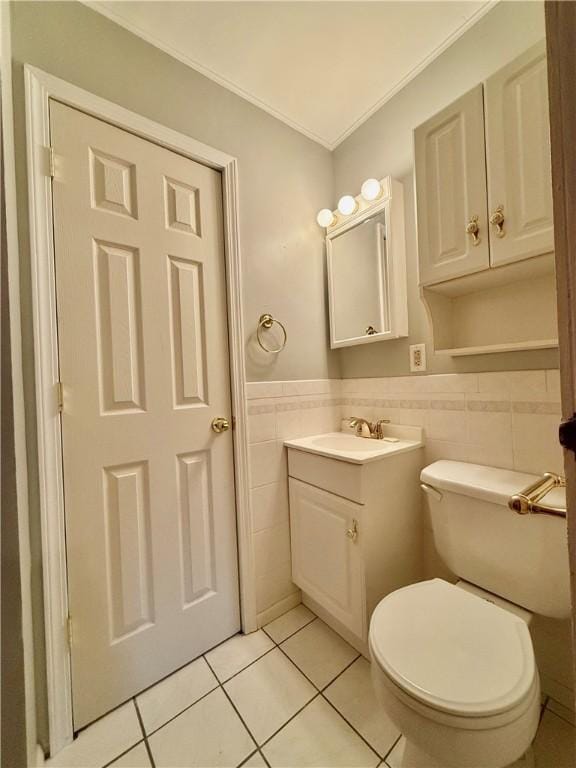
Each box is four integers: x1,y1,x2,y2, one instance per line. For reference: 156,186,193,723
24,64,256,757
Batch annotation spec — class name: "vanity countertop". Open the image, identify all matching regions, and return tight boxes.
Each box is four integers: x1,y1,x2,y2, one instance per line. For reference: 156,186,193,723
284,425,423,465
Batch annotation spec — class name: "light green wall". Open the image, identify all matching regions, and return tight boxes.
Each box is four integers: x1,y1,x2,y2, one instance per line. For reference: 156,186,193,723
333,0,559,378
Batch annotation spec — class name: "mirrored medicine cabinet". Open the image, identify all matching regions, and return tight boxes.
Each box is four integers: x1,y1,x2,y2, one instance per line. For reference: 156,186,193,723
325,177,408,349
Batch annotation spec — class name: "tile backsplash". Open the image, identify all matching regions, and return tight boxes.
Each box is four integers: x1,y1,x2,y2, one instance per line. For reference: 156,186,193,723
341,369,563,476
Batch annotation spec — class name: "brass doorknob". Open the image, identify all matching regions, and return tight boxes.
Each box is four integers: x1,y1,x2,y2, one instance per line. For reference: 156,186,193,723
211,417,230,434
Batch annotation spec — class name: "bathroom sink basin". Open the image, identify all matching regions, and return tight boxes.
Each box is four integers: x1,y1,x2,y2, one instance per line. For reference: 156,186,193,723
285,427,423,464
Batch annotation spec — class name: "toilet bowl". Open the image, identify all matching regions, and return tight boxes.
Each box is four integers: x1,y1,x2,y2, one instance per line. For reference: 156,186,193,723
369,579,540,768
367,460,569,768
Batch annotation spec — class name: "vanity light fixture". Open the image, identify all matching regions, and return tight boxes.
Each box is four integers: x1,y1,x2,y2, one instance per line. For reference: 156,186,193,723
316,208,336,228
361,178,383,202
316,177,388,229
337,195,358,216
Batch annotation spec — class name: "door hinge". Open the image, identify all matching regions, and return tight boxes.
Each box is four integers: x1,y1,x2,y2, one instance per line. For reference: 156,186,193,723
559,414,576,454
57,382,64,414
48,146,56,178
66,616,73,649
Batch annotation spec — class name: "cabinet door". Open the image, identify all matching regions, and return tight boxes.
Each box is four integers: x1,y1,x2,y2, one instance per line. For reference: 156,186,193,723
415,85,489,285
485,42,553,266
289,479,365,638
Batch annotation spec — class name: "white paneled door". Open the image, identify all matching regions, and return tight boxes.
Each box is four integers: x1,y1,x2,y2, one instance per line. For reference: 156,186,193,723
50,101,240,729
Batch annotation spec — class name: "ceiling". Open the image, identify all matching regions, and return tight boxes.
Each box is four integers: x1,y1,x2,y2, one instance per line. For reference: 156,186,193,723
86,1,495,149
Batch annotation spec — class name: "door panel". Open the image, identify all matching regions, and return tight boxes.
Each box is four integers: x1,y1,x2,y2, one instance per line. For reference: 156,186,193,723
415,85,490,285
289,479,364,637
50,101,240,728
485,41,553,266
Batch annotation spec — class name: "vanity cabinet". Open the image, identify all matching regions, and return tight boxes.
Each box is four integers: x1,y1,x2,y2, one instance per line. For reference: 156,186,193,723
286,429,424,654
416,41,552,286
289,480,365,638
415,41,557,357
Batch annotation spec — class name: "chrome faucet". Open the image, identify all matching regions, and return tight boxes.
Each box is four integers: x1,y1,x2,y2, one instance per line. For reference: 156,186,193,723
347,416,391,439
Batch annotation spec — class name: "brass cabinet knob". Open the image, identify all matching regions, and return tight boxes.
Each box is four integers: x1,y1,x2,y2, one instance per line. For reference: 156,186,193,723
489,205,505,238
466,215,481,246
346,519,359,542
211,417,230,434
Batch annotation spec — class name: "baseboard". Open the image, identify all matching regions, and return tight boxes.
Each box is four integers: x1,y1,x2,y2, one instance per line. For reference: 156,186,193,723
257,591,301,627
36,744,46,766
540,673,575,711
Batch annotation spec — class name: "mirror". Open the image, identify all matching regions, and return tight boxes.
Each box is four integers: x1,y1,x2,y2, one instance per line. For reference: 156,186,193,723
326,178,408,348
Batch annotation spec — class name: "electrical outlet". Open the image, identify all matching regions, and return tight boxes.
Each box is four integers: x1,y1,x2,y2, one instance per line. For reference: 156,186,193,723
409,343,427,372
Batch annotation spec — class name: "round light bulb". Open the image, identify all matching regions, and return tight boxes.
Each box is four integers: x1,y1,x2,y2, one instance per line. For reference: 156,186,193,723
361,178,382,201
316,208,335,228
337,195,358,216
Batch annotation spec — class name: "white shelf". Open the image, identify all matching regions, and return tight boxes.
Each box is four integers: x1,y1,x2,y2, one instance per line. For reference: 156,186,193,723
436,339,559,357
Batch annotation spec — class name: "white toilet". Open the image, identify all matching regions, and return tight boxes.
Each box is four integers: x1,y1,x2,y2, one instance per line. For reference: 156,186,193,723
369,460,570,768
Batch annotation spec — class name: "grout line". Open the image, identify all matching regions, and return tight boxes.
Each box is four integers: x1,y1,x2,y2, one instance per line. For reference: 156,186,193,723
273,639,384,760
203,654,270,768
319,652,361,692
383,733,403,762
258,692,323,750
545,701,575,727
320,685,382,761
262,614,317,645
133,699,156,768
210,644,278,685
144,683,221,738
101,739,146,768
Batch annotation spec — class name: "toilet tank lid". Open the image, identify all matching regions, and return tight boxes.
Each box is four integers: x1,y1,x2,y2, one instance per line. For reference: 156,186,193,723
420,460,565,508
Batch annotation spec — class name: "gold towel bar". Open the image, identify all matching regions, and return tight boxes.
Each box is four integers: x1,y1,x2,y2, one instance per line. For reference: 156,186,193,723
508,472,566,518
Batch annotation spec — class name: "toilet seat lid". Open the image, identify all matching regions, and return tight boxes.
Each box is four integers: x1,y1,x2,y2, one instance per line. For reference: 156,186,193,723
370,579,536,717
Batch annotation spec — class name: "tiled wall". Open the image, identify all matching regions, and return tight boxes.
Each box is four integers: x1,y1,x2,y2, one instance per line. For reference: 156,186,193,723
246,379,342,624
341,369,563,475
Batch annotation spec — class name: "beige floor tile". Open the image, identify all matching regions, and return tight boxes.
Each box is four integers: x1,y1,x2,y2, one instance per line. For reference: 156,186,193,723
324,658,400,758
262,697,379,767
205,629,275,682
46,702,142,768
383,736,404,768
281,619,358,688
241,752,268,767
224,648,316,744
148,688,254,768
136,656,218,733
534,710,575,767
264,605,315,644
107,743,152,767
547,697,575,725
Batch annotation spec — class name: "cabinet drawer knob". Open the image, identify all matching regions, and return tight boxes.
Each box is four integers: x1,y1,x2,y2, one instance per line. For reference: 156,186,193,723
465,215,481,246
346,519,359,542
489,205,505,238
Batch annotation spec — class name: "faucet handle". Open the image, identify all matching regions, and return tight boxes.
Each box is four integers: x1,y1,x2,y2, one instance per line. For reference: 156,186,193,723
374,418,391,439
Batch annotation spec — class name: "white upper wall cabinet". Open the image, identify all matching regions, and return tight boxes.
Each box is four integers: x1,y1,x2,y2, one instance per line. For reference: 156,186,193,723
415,42,553,286
415,85,489,286
484,41,553,267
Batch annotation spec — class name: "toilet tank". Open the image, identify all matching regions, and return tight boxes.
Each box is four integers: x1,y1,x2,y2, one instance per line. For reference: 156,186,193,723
421,461,570,619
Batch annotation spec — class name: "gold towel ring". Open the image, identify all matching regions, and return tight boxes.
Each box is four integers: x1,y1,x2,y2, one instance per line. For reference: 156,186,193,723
257,313,287,353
